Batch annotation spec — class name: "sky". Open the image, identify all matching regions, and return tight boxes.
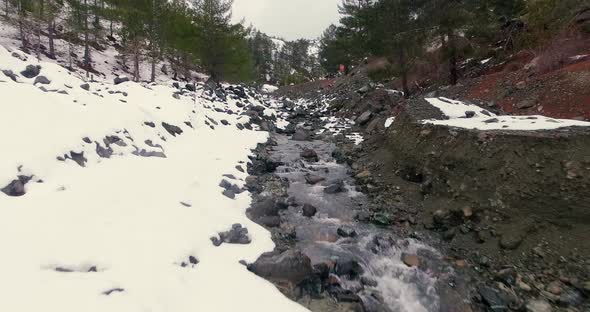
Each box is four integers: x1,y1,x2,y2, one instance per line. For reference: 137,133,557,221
232,0,341,40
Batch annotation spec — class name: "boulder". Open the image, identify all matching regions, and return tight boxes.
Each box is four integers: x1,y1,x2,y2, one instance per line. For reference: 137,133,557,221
2,70,17,81
300,148,319,162
161,122,183,136
304,174,325,185
114,76,130,85
211,224,251,246
249,250,313,287
356,111,373,125
20,65,40,78
34,75,50,85
292,128,311,141
1,176,32,197
302,203,317,217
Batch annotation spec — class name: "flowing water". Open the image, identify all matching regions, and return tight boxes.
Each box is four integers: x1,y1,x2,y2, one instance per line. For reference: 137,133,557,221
267,133,444,312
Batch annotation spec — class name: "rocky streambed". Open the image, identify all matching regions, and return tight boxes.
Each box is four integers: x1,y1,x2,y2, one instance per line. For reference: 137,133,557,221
241,101,471,312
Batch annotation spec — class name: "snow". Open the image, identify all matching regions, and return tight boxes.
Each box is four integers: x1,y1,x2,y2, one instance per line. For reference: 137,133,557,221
481,57,492,64
262,84,279,93
0,44,307,312
423,97,590,130
425,97,495,119
385,117,395,128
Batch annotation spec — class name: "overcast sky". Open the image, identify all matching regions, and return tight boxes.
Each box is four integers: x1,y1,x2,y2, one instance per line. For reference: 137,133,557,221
232,0,341,40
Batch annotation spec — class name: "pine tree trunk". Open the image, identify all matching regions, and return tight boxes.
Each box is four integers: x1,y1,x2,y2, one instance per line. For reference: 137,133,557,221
5,0,8,17
94,0,99,27
48,20,55,58
397,47,410,98
447,29,458,85
133,44,140,82
83,0,91,71
36,24,41,60
150,54,156,82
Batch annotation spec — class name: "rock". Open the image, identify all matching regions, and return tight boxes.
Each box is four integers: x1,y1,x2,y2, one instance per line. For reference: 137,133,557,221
292,128,311,141
401,253,420,267
185,83,196,92
211,224,251,246
300,148,319,162
500,234,524,250
114,76,130,85
172,82,180,89
462,206,473,218
302,203,317,218
79,83,90,91
162,122,183,136
478,285,514,312
465,111,476,118
249,250,313,287
324,180,345,194
304,174,325,185
361,276,378,287
1,175,31,197
525,299,551,312
356,111,373,125
334,257,363,278
516,81,526,89
495,268,517,286
558,288,583,307
484,118,499,123
144,121,155,128
33,75,50,85
371,213,392,226
188,255,199,265
337,226,357,238
220,119,229,126
222,189,235,199
2,69,17,81
517,99,536,109
20,65,40,78
546,281,562,295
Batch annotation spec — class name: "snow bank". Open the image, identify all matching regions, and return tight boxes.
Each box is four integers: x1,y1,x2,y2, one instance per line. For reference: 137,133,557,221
262,84,279,93
423,97,590,130
0,45,306,312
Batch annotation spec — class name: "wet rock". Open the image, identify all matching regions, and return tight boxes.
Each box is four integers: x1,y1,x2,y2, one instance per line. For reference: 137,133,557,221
334,257,363,278
249,250,313,287
356,111,373,125
34,75,50,85
304,174,325,185
302,203,317,218
361,276,378,287
494,268,517,286
211,224,251,246
162,122,183,136
324,180,345,194
114,76,130,85
402,253,420,267
20,65,40,78
300,148,319,162
558,288,583,307
337,226,357,238
1,175,32,197
247,154,280,175
292,128,311,141
499,234,524,250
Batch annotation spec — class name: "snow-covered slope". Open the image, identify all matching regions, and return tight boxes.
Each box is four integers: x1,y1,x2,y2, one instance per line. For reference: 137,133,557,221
0,44,307,312
423,97,590,130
